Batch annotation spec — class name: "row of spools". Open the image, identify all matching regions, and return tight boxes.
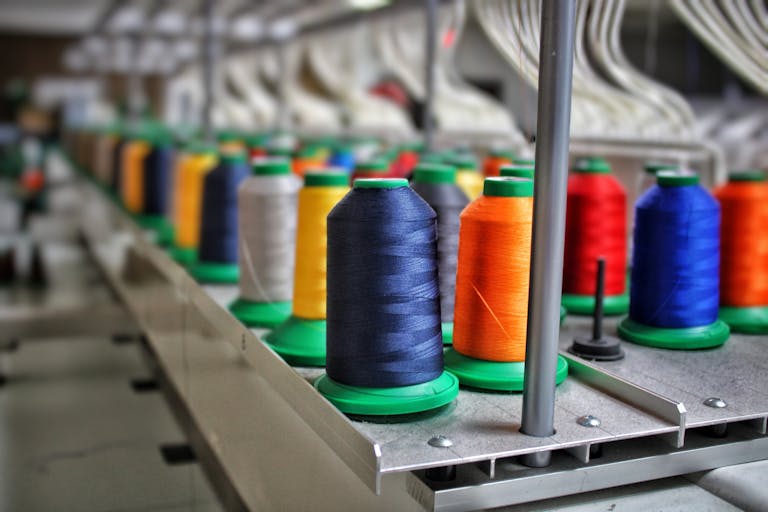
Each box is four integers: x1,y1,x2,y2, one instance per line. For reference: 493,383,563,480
65,124,768,418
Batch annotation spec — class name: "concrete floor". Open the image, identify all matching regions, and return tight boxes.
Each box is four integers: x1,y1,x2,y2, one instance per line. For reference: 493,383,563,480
0,334,222,512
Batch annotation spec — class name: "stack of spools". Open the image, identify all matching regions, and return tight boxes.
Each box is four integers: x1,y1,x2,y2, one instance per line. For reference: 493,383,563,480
619,171,730,348
410,163,468,344
229,158,301,327
169,142,218,265
444,177,568,390
190,149,250,283
316,178,458,416
561,157,628,316
265,170,349,365
713,170,768,333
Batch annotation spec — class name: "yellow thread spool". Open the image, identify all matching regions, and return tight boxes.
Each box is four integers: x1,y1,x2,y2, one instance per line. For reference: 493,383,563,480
172,144,218,257
264,170,349,366
121,139,151,213
449,155,484,200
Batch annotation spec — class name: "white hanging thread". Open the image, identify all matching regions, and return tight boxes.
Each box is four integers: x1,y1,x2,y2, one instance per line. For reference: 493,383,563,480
237,171,301,303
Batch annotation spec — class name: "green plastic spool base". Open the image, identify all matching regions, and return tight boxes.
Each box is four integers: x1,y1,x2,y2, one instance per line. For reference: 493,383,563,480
442,322,453,345
719,306,768,335
315,371,459,416
561,293,629,316
136,215,174,245
263,316,327,366
618,317,730,350
189,261,239,284
444,348,569,392
229,298,291,328
169,246,197,266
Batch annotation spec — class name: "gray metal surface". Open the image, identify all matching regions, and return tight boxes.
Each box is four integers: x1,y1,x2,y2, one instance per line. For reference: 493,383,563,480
409,423,768,512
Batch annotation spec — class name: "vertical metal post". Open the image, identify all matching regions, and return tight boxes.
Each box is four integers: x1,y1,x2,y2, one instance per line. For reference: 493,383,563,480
423,0,438,153
276,43,290,133
127,33,144,128
520,0,576,468
201,0,218,144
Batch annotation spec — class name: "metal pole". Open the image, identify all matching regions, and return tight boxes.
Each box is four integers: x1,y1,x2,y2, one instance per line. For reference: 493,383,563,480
201,0,218,144
520,0,576,468
423,0,438,152
127,33,144,128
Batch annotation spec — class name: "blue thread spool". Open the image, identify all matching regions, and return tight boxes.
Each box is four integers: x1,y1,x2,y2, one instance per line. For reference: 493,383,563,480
618,171,730,349
315,178,459,417
138,130,175,245
328,144,355,174
190,150,250,283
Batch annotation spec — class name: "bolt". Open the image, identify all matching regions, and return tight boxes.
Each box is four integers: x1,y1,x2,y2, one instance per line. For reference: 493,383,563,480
703,397,727,409
576,415,601,428
428,435,453,448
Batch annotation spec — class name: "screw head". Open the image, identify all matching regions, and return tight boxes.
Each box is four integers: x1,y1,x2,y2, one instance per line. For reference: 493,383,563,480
703,397,727,409
576,415,601,428
428,435,453,448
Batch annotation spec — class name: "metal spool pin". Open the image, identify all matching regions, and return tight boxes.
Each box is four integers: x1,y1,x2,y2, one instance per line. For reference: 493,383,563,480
568,257,625,361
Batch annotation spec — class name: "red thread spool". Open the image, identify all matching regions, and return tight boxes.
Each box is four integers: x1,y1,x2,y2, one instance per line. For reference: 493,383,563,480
562,157,628,315
352,159,394,181
713,170,768,334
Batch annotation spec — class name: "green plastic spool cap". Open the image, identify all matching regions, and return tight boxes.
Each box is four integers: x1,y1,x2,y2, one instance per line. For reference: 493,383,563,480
228,298,291,328
413,164,457,184
253,158,291,176
442,322,453,345
728,170,766,182
719,306,768,334
304,171,349,187
644,161,678,175
500,165,535,180
354,178,408,189
355,159,389,173
314,371,459,416
220,150,247,165
489,148,516,159
419,152,446,164
512,157,535,166
263,316,327,366
217,130,241,143
656,170,699,187
574,157,611,174
268,146,294,157
189,261,240,284
187,141,217,155
618,317,730,350
561,293,629,316
444,348,569,392
169,246,197,266
483,177,534,197
400,141,424,152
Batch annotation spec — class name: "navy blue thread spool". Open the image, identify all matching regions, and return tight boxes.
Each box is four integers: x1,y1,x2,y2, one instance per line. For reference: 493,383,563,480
315,178,459,417
109,135,127,199
618,171,730,349
410,163,469,345
138,131,175,245
190,150,250,284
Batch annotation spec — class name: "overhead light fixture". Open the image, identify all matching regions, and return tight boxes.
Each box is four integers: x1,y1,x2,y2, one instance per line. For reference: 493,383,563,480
348,0,390,11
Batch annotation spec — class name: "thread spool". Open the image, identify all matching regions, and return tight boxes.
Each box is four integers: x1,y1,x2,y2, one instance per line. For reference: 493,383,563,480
315,178,459,416
189,151,250,283
293,146,327,177
392,142,421,177
411,163,469,345
264,171,349,365
482,148,514,177
444,177,569,391
244,134,269,160
121,135,152,214
562,157,629,316
639,161,678,197
619,171,730,349
169,142,218,265
137,131,175,245
713,170,768,334
109,135,127,200
352,159,393,181
328,144,355,174
447,154,484,200
229,158,301,327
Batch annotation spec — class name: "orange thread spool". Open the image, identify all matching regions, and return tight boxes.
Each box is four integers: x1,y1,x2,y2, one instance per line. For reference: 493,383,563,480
713,171,768,308
452,179,533,362
482,149,514,177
